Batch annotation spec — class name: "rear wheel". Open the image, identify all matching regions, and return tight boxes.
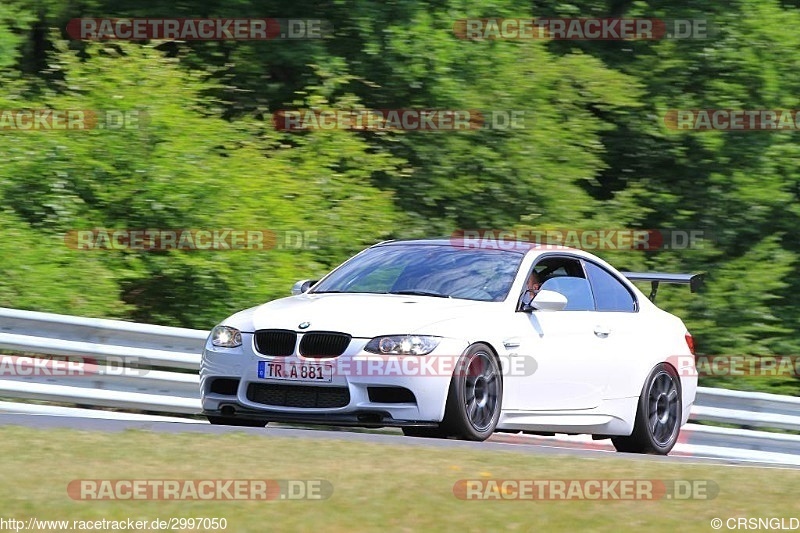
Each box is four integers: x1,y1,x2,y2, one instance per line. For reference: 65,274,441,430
612,363,682,454
440,343,502,441
207,416,268,428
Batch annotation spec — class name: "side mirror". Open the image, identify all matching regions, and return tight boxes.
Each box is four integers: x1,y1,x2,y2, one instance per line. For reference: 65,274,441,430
528,289,568,312
291,279,318,295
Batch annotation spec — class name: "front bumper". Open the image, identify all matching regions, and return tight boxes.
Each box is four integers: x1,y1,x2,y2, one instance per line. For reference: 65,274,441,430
202,406,439,428
200,332,468,425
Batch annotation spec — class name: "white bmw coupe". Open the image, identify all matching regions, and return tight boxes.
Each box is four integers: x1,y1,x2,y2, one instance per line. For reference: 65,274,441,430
201,239,702,454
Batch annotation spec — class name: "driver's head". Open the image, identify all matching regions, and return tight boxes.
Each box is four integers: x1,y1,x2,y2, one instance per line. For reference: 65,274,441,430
527,270,541,293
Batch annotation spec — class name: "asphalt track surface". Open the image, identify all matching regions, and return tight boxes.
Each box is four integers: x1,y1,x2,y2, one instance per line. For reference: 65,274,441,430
1,413,797,470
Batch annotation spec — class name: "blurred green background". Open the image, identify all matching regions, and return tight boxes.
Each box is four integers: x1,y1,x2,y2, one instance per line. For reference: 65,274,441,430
1,1,798,394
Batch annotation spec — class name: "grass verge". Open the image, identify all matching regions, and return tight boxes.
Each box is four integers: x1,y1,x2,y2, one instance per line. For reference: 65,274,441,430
0,425,797,532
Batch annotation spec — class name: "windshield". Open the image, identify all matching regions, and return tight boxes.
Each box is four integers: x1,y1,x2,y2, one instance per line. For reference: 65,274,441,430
310,244,524,302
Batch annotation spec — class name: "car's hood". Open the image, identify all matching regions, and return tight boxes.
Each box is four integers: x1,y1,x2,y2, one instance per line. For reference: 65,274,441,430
222,293,493,337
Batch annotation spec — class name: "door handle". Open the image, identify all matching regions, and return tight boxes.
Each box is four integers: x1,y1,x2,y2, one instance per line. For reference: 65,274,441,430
503,339,521,349
594,325,611,338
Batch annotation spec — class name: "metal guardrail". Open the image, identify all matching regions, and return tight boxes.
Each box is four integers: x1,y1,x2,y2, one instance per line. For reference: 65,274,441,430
0,306,204,369
694,388,800,432
0,306,798,463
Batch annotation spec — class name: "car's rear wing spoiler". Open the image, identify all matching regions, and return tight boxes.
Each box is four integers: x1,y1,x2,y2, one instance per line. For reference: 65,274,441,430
621,272,704,303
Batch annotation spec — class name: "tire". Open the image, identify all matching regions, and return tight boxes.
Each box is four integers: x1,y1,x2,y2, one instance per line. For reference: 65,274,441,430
207,416,268,428
612,363,682,454
440,343,503,441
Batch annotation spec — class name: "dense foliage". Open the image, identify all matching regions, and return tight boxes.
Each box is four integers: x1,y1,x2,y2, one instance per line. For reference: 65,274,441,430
1,1,797,393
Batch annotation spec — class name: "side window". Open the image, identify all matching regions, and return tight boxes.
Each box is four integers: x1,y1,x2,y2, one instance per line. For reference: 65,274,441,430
585,262,637,312
530,256,595,311
539,277,595,311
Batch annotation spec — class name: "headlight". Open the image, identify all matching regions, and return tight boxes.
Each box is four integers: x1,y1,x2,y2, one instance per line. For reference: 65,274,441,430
364,335,440,355
210,325,242,348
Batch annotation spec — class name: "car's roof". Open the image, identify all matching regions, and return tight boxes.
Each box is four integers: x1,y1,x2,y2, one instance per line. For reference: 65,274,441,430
374,238,476,247
373,238,626,265
372,238,574,253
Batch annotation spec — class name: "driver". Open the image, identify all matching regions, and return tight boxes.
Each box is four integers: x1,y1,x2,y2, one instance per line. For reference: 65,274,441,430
521,270,541,307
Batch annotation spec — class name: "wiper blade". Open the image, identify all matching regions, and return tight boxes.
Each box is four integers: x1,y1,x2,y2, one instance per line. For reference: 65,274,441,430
312,290,385,294
309,290,347,294
387,290,451,298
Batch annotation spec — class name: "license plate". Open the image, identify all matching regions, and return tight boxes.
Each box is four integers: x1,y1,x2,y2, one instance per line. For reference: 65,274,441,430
257,361,332,383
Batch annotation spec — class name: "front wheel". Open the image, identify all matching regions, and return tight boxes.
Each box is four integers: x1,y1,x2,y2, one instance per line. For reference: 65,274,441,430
612,363,682,454
440,343,502,441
